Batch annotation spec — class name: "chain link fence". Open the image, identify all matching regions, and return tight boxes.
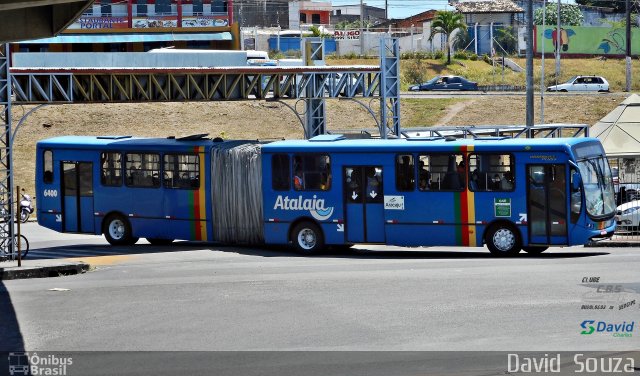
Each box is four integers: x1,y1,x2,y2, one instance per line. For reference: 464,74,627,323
610,157,640,241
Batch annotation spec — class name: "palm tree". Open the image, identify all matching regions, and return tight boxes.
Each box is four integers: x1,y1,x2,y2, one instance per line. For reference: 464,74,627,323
429,11,467,64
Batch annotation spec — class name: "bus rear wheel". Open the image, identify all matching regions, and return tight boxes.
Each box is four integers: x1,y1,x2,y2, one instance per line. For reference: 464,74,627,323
291,222,324,254
486,223,521,257
104,214,138,246
523,246,548,254
147,238,174,246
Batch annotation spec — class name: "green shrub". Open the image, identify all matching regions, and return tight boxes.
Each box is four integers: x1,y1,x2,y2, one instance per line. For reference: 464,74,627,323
402,60,429,85
453,51,468,60
434,50,445,59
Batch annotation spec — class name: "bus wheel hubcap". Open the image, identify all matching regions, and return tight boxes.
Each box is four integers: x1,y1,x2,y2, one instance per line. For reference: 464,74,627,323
298,228,316,250
109,220,125,240
493,229,515,252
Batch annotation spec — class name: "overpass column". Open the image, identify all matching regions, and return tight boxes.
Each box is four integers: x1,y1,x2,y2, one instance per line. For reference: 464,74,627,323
379,38,401,138
302,38,326,138
0,44,16,259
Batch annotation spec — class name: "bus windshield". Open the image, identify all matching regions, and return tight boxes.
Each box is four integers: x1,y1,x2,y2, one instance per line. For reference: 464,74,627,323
577,155,615,218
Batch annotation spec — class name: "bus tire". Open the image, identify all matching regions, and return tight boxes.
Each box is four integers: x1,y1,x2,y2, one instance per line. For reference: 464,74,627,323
104,214,138,246
147,238,174,246
486,223,521,257
291,221,324,254
523,246,548,254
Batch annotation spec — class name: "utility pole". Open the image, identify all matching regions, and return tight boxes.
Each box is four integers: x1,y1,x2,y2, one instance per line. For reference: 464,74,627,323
626,0,632,91
385,0,388,20
360,0,365,56
526,0,534,127
541,2,546,124
555,0,561,84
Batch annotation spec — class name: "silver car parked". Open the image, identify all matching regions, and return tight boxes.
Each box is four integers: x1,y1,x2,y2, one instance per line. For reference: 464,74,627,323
547,75,609,92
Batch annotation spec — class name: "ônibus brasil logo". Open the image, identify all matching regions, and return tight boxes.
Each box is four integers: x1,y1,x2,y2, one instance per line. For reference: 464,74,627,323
580,320,634,337
273,195,334,221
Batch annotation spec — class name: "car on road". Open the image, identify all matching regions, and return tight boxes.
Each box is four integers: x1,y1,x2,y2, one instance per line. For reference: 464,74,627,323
615,199,640,232
546,75,609,92
409,75,478,91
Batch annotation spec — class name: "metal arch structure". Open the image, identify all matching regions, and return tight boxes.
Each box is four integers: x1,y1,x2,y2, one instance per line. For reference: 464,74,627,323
401,124,590,139
0,38,403,256
9,66,383,103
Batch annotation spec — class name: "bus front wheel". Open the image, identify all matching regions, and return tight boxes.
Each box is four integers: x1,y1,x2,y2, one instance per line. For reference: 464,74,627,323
486,224,521,256
291,222,324,254
104,214,138,246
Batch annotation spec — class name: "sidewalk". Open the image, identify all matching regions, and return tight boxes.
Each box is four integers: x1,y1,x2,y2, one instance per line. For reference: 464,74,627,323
0,258,90,280
587,239,640,247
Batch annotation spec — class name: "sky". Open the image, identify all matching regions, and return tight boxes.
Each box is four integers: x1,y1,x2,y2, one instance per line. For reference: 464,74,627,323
330,0,453,19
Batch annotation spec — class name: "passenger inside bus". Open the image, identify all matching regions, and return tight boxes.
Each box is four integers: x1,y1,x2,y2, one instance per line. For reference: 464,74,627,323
501,172,514,190
321,163,332,190
442,155,463,190
418,161,430,191
293,167,304,190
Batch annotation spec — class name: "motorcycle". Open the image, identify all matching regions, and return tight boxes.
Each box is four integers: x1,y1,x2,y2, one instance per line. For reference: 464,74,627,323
19,190,34,223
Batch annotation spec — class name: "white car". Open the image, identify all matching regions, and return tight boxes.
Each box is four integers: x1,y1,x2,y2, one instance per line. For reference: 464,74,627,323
547,75,609,92
616,200,640,232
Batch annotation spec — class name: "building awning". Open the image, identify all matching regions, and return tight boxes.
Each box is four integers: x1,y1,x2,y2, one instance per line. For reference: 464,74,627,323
20,32,232,44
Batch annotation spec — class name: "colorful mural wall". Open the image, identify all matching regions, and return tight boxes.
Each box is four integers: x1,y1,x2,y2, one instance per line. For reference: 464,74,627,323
535,26,640,55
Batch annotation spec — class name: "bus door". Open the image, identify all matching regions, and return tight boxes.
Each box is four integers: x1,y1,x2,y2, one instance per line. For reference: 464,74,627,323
343,166,385,243
527,165,568,245
61,162,94,233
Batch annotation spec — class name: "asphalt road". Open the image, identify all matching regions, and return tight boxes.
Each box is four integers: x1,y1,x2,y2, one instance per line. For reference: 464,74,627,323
1,224,639,374
400,91,628,99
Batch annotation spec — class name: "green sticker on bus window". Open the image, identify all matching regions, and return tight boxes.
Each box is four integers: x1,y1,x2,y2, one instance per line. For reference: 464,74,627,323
494,198,511,217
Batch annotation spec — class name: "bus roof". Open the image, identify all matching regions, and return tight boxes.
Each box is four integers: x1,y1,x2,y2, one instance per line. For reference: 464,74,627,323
262,136,603,154
37,135,219,150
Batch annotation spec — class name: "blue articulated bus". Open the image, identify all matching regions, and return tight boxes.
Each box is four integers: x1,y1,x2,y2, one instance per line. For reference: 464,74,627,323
35,134,616,256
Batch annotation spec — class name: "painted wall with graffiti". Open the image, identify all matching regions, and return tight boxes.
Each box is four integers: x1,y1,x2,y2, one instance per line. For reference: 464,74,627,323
535,26,640,55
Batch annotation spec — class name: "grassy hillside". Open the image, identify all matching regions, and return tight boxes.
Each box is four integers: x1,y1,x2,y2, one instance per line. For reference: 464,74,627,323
328,56,640,91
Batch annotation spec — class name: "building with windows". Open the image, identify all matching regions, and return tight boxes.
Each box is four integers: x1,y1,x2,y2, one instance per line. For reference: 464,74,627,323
331,4,386,26
13,0,240,52
288,1,332,29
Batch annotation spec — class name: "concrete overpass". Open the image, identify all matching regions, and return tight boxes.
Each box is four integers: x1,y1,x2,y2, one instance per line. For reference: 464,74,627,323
0,0,92,42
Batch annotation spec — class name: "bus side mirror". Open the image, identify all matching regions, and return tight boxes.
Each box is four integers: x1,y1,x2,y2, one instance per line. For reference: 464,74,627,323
571,172,582,190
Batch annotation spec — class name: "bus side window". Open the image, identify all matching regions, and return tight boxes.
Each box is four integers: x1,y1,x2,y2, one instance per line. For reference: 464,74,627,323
468,154,513,192
570,167,582,223
163,154,199,189
423,154,464,191
293,154,331,191
101,152,122,186
125,153,160,188
43,150,53,184
395,154,414,191
272,154,290,191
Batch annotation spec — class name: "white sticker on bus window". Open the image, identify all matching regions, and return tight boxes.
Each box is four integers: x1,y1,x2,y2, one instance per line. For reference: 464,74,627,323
384,196,404,210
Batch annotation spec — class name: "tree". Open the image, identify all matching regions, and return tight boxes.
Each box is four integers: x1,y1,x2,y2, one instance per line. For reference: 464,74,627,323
533,3,584,26
575,0,624,12
429,10,467,64
453,29,472,51
493,26,518,54
308,25,332,38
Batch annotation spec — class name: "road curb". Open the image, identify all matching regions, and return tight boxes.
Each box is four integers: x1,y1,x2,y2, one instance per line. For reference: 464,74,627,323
0,262,90,280
585,241,640,248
